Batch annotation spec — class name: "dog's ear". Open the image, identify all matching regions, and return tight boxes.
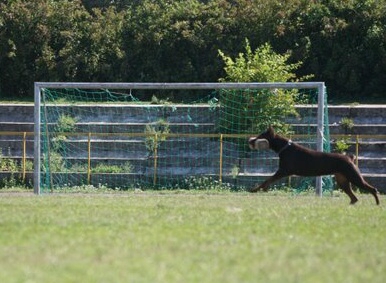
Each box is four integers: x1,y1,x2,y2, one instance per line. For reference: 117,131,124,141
268,125,275,135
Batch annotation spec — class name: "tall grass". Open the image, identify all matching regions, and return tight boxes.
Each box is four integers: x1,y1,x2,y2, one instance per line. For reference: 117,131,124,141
0,191,385,283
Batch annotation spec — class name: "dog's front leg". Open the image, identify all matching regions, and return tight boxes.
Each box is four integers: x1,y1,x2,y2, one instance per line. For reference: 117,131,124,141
249,170,288,193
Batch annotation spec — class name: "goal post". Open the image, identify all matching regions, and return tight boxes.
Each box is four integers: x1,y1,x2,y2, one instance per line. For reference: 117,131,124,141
34,82,330,195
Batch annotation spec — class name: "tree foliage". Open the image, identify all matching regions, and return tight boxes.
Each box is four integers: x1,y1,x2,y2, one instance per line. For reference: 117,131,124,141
0,0,385,100
219,39,312,82
218,40,306,136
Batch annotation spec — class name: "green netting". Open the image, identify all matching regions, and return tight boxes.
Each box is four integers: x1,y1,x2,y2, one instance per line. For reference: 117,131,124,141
39,86,332,193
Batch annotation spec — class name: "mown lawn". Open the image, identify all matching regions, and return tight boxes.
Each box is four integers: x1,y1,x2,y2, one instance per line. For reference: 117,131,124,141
0,190,385,283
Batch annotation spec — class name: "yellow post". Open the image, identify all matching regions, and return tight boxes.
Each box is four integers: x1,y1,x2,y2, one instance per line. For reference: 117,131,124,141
219,134,223,184
153,134,158,186
22,132,26,181
87,132,91,185
355,135,359,167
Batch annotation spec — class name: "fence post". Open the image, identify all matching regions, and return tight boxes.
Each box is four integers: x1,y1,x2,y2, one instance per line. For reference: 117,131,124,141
219,134,223,184
87,132,91,185
22,132,26,181
356,135,359,167
153,134,158,186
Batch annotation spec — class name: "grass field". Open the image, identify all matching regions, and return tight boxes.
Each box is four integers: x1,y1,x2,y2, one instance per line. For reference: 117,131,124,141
0,190,385,283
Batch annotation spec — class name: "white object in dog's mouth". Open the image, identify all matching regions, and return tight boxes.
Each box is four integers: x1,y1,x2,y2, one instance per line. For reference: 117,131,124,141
250,138,270,150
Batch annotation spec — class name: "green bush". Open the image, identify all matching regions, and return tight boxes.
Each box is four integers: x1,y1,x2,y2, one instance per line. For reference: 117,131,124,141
0,149,18,172
92,162,133,174
56,114,77,133
340,117,355,134
42,152,66,173
144,119,171,153
179,176,231,191
0,149,28,188
52,114,77,151
335,138,351,154
218,40,309,136
1,0,385,100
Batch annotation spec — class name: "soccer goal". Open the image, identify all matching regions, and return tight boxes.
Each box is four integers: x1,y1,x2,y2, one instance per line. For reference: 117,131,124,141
34,82,332,195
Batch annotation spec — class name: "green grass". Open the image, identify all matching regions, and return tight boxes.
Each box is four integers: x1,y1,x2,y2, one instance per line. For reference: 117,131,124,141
0,190,385,283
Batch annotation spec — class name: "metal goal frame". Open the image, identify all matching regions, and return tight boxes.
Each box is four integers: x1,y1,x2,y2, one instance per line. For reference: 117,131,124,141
34,82,327,195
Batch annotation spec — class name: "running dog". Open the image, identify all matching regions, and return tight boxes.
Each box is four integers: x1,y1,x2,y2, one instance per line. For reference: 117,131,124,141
248,126,380,205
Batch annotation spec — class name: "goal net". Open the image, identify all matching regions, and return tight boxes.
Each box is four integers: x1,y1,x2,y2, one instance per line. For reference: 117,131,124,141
34,82,332,194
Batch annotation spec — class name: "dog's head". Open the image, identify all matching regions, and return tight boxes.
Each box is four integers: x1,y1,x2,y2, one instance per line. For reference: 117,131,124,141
248,126,275,150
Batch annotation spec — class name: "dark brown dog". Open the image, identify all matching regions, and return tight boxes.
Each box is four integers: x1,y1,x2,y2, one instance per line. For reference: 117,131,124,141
248,126,380,205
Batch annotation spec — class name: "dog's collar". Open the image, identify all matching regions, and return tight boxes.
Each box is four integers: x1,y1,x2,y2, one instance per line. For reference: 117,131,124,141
277,140,292,155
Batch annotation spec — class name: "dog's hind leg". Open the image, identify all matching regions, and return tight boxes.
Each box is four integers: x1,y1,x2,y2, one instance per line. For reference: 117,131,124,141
250,170,288,193
342,165,380,205
366,184,380,205
354,180,380,205
335,173,358,205
363,182,380,205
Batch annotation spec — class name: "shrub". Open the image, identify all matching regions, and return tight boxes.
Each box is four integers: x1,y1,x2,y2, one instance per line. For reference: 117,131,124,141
0,149,18,172
218,40,312,137
144,119,171,153
335,138,351,154
92,162,133,174
340,117,355,134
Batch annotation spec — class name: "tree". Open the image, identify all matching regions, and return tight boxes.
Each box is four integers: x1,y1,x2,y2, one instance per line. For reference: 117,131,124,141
218,39,311,135
219,39,310,83
1,0,385,100
0,0,125,98
0,0,51,97
270,0,386,100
